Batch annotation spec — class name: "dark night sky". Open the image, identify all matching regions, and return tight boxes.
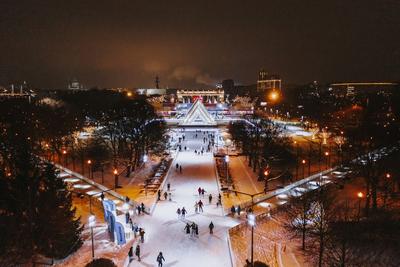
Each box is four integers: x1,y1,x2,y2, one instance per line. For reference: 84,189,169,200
0,0,399,89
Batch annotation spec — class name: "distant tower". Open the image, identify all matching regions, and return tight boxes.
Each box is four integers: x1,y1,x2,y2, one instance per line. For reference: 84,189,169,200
155,76,160,89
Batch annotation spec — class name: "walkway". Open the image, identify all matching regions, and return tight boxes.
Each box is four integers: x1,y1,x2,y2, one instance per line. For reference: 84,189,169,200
131,129,240,267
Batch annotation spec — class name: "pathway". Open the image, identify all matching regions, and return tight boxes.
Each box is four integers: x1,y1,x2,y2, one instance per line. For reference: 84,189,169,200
131,129,240,267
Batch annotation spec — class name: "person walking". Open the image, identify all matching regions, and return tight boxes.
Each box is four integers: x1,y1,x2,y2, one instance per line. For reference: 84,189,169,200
184,223,191,234
177,208,181,218
135,244,141,261
157,252,165,267
209,221,214,234
141,203,145,213
198,200,204,212
191,223,196,237
208,194,212,204
128,246,134,263
181,207,187,218
163,191,168,200
230,205,235,215
139,228,145,243
237,205,241,216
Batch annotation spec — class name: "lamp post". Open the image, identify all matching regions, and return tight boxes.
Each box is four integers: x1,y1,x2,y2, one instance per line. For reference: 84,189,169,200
225,155,230,184
324,152,329,170
301,159,306,179
248,213,256,266
88,215,96,260
114,169,119,189
62,150,67,166
357,192,363,221
87,160,92,179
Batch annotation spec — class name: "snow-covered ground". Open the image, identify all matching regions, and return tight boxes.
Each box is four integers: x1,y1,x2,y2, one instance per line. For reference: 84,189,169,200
130,129,240,267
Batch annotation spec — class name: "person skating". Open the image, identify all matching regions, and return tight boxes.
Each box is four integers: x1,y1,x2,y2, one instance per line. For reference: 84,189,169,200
181,207,187,218
135,244,141,261
177,208,181,218
157,252,165,267
230,205,235,215
195,224,199,236
176,163,179,170
128,246,134,263
198,200,204,212
137,205,141,215
163,191,168,200
184,223,191,234
141,202,145,213
157,190,161,201
168,192,172,201
179,165,182,173
198,187,202,196
191,223,196,237
201,188,206,197
139,228,145,243
208,194,212,204
167,183,170,191
209,221,214,234
237,205,241,216
194,201,199,213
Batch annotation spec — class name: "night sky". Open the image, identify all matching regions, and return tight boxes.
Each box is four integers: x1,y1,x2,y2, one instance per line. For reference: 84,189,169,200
0,0,399,89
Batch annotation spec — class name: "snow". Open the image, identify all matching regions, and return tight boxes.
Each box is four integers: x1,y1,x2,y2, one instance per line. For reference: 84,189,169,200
129,129,240,267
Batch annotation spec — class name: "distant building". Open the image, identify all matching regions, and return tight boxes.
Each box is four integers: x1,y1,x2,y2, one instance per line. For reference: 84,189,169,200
68,78,85,90
329,82,398,98
257,69,281,92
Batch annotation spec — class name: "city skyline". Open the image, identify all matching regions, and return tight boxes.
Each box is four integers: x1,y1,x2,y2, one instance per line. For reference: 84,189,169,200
1,0,399,89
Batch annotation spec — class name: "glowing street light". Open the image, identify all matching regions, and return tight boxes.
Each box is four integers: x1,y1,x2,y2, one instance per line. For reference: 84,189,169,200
88,215,96,260
248,213,256,266
113,169,119,189
225,155,230,184
269,90,280,102
301,159,306,179
62,150,68,166
357,192,363,220
87,159,93,179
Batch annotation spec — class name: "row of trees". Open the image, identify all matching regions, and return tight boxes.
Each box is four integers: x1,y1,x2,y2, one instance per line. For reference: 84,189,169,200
229,116,294,183
57,90,167,179
0,98,83,265
0,89,167,264
285,186,400,267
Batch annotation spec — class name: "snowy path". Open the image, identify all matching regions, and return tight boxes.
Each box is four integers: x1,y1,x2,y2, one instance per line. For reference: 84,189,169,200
131,129,240,267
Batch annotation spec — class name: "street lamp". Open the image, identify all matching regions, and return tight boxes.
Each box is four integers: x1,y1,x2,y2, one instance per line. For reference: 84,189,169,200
62,150,67,166
114,169,119,189
357,192,364,220
248,213,256,266
87,160,92,179
225,155,230,184
301,159,306,179
88,215,96,260
324,151,329,170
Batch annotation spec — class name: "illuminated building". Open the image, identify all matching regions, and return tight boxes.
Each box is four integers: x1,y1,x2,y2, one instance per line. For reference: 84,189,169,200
257,69,281,92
